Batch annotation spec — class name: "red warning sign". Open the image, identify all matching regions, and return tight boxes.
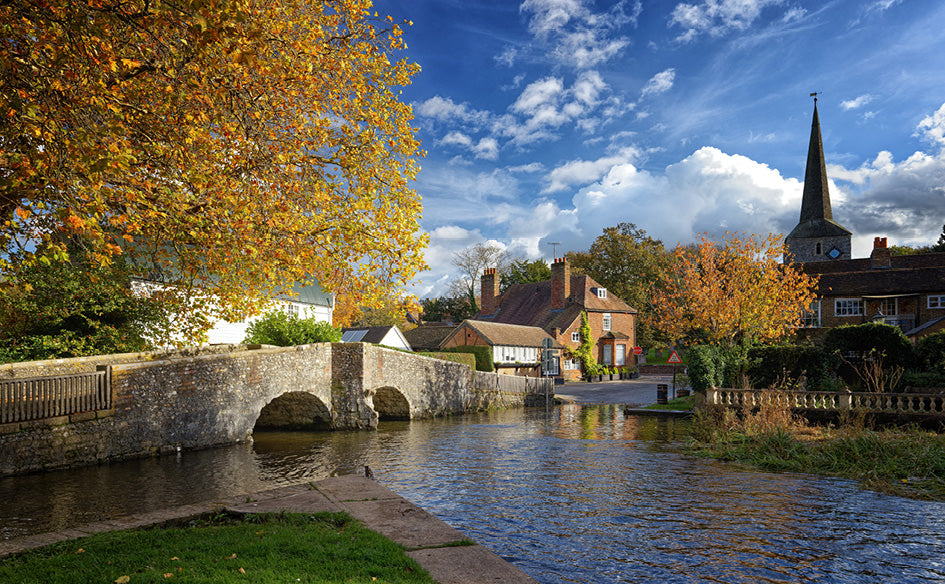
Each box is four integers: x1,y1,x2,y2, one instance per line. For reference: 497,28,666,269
667,350,683,364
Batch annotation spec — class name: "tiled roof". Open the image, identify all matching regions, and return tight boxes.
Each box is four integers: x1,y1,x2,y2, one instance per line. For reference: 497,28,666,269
477,274,636,331
803,253,945,296
402,324,457,351
454,320,560,348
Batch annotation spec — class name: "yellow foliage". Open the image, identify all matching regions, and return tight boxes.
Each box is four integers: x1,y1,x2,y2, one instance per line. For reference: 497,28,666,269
651,232,818,346
0,0,427,346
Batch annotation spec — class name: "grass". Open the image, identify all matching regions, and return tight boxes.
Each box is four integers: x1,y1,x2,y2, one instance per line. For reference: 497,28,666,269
644,395,695,411
0,511,437,584
687,399,945,500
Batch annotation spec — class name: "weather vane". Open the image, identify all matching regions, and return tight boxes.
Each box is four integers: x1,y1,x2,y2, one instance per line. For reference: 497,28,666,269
810,91,821,105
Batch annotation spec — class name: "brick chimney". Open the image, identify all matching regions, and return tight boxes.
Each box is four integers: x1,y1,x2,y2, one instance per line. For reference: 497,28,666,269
480,267,499,315
871,236,891,269
551,257,570,310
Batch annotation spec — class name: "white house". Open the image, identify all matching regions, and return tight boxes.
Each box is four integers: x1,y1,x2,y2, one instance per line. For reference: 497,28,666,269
340,325,412,351
205,282,335,345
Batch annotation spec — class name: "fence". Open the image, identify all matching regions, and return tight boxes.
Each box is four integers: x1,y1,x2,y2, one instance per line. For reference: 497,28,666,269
473,370,554,395
0,367,111,424
707,388,945,416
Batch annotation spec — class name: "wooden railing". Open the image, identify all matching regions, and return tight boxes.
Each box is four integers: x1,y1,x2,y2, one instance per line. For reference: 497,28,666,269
707,388,945,416
473,370,554,395
0,367,111,424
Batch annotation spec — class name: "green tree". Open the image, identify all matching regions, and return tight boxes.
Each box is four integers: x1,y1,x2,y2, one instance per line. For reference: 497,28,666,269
500,259,551,293
0,253,164,363
568,222,670,351
243,310,341,347
420,296,475,323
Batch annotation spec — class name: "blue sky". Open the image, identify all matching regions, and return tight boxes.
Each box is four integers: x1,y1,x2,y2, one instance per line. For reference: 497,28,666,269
380,0,945,297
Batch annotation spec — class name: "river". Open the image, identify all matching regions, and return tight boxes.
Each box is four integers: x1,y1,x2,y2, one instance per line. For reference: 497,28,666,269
2,404,945,583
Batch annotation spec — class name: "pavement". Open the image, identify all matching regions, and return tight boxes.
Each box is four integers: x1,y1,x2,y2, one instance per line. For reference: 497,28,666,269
555,373,687,405
0,474,538,584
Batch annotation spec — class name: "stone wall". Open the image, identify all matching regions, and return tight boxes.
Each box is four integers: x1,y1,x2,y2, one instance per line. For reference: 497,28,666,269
0,344,553,476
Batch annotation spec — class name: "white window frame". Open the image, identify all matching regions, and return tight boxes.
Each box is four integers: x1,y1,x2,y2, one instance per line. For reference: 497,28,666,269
602,313,612,331
879,298,898,316
615,344,626,366
602,344,612,365
596,288,607,299
571,331,581,343
835,298,864,317
929,295,945,309
563,359,580,371
800,300,821,328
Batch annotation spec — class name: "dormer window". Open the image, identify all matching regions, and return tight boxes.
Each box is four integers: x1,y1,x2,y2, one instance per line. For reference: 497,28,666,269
596,288,607,299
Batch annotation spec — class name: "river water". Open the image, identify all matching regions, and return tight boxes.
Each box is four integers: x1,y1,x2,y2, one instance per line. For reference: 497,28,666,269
2,404,945,583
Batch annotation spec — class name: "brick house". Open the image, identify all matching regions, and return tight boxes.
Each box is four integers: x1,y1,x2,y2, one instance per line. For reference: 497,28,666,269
786,100,945,342
797,237,945,342
475,257,637,381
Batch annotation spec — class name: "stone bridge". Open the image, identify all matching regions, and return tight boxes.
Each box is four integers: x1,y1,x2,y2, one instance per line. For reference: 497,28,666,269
0,343,552,476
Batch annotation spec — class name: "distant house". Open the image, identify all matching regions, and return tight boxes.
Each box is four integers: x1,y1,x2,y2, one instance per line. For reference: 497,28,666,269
439,319,560,377
341,325,412,351
403,323,458,352
475,258,637,381
785,101,945,342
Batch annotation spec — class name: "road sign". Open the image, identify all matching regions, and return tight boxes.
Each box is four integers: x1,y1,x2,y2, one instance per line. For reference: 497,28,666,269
633,346,643,356
667,350,682,364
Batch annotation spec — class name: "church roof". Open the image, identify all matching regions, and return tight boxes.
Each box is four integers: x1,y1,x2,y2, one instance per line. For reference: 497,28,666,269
787,103,852,240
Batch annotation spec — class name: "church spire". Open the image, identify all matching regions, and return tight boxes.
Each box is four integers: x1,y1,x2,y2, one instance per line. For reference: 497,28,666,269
799,100,834,224
785,96,852,262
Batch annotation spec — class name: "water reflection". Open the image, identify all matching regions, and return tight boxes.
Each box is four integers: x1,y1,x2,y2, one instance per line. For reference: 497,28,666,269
2,406,945,583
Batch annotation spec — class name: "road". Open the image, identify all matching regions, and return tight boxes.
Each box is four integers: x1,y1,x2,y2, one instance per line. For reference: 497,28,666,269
554,374,687,406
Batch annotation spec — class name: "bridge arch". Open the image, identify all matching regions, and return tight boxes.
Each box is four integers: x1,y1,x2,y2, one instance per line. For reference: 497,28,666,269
254,391,332,431
371,385,411,421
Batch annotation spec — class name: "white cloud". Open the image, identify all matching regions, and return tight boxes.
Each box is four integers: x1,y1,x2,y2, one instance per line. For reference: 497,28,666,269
542,148,641,193
415,96,492,128
916,102,945,146
519,0,634,68
511,76,565,113
640,68,676,98
495,46,518,67
474,137,501,160
670,0,785,42
439,131,474,148
841,94,873,110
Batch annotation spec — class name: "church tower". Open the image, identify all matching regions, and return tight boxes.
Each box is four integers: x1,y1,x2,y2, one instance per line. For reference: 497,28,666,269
785,99,852,262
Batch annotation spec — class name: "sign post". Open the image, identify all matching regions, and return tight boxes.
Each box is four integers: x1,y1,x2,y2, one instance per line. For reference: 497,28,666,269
667,350,683,399
542,338,554,411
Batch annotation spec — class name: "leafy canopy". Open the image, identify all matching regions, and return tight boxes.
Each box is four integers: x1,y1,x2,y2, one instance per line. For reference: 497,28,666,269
1,0,426,345
651,232,818,347
500,258,551,293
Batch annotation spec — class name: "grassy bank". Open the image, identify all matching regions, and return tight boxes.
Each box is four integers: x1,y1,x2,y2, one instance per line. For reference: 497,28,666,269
688,402,945,500
0,511,437,584
644,395,694,411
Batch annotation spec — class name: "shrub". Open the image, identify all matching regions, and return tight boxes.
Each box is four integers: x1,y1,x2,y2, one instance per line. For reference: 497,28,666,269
916,331,945,372
747,345,837,389
823,323,916,368
243,310,341,346
418,351,477,370
687,345,724,392
442,346,494,372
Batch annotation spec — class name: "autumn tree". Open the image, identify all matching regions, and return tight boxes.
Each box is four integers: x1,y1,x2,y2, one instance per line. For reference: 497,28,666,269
1,0,426,345
568,222,670,350
449,243,511,313
651,232,818,348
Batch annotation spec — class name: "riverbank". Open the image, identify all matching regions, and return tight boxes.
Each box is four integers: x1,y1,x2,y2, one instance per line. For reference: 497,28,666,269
0,475,538,584
688,405,945,500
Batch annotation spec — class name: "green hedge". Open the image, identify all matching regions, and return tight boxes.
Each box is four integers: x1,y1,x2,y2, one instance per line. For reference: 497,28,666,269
823,323,915,367
747,344,837,389
418,351,477,370
441,346,494,372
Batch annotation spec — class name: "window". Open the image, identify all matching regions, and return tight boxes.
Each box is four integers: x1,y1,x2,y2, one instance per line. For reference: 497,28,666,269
602,313,612,331
602,345,612,365
815,242,822,255
929,295,945,309
285,303,300,316
800,300,821,328
563,359,581,370
835,298,864,317
878,298,898,316
615,344,626,366
596,288,607,299
571,331,581,343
